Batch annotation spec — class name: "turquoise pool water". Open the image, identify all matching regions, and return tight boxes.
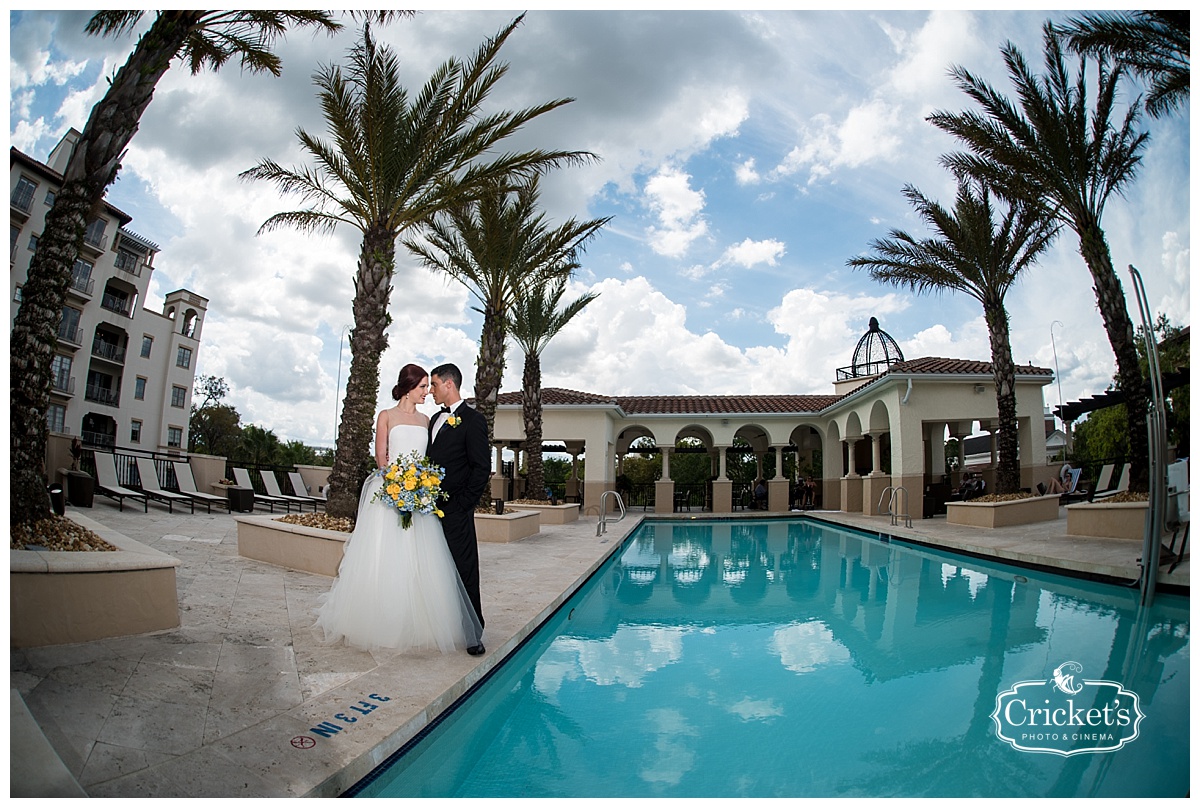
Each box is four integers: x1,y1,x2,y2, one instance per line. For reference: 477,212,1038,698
352,518,1190,798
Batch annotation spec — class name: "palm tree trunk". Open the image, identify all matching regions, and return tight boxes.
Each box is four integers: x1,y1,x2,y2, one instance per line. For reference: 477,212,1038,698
10,12,197,527
326,227,394,519
472,303,506,507
521,352,546,499
1076,221,1148,492
984,298,1021,494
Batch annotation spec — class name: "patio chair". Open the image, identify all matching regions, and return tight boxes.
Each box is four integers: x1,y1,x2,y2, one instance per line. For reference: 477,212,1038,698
232,467,289,512
1092,466,1130,501
171,461,229,513
92,452,149,513
258,469,316,512
286,472,326,509
133,457,194,514
1059,467,1090,504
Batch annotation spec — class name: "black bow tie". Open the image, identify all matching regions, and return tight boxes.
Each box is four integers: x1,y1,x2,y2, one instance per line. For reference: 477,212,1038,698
439,406,451,414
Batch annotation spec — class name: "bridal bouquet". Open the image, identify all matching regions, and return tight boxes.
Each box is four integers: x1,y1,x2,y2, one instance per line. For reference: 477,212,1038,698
371,451,447,530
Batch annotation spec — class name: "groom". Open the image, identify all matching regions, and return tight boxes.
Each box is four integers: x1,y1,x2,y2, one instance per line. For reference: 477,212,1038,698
428,363,489,656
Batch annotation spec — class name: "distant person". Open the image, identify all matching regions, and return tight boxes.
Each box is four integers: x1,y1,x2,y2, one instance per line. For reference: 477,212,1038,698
69,437,83,471
753,479,768,510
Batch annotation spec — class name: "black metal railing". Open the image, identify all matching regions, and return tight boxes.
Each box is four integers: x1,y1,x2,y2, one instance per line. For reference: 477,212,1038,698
51,375,76,396
91,339,126,363
68,274,95,296
57,323,82,345
11,185,34,213
100,294,131,317
84,384,119,406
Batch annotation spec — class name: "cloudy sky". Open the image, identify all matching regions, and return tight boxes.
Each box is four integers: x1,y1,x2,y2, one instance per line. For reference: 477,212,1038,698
10,9,1190,448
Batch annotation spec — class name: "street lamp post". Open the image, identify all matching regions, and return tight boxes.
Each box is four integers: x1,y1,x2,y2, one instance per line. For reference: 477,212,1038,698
333,324,350,444
1050,320,1065,453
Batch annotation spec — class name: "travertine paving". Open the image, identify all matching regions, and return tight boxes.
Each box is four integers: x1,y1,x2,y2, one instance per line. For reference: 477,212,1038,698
10,502,1187,797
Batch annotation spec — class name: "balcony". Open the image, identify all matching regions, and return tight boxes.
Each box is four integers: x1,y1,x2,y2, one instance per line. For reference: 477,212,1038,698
67,274,95,299
81,430,116,449
80,231,109,256
100,294,132,318
84,384,120,407
91,339,127,365
113,251,144,277
50,376,76,397
57,324,83,348
10,186,34,218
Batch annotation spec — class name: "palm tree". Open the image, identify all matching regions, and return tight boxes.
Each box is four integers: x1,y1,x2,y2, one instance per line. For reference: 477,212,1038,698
928,23,1152,492
10,10,342,528
243,19,591,519
507,276,599,500
404,176,608,453
849,182,1058,494
1059,11,1189,119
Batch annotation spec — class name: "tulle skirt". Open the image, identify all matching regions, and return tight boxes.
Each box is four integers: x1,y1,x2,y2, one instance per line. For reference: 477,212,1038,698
313,474,482,653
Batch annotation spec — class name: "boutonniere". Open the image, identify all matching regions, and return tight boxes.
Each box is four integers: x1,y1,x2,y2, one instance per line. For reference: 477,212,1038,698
447,415,462,428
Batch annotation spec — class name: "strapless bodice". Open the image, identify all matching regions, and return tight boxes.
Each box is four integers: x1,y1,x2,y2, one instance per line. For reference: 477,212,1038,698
387,423,429,464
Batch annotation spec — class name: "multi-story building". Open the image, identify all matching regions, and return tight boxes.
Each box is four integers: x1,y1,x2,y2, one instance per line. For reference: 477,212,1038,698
10,129,208,454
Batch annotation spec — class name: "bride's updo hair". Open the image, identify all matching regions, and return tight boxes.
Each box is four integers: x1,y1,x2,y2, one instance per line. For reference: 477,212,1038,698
392,363,427,401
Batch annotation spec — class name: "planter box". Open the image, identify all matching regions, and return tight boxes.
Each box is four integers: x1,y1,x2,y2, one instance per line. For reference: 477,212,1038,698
10,513,180,647
1066,500,1148,540
506,502,579,525
946,494,1061,528
235,514,348,576
475,510,540,543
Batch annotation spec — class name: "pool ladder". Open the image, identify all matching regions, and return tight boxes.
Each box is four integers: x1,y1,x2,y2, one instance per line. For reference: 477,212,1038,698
877,486,912,529
597,490,627,536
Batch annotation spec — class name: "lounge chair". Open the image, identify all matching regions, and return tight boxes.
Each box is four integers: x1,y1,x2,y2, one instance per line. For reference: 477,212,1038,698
92,452,149,512
1059,467,1089,504
258,469,316,511
1092,466,1130,501
133,457,194,514
287,472,326,509
232,467,289,512
171,461,229,513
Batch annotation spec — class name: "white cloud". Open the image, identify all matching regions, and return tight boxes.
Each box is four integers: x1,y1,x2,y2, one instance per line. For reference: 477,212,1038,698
644,166,709,258
774,99,903,184
735,157,760,185
716,237,786,268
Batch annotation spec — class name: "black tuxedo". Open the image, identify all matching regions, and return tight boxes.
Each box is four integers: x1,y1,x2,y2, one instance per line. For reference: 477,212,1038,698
427,401,489,629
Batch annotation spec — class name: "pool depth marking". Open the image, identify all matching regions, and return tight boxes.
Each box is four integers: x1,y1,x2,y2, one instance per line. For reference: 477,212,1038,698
296,693,392,746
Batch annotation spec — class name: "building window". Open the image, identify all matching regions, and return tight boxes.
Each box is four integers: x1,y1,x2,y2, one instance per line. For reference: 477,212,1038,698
176,346,192,369
10,223,19,254
28,233,38,252
134,376,147,400
140,335,153,358
44,190,55,206
50,354,72,392
130,420,142,443
13,285,22,303
11,176,36,212
167,426,183,448
58,306,81,343
171,385,187,408
47,403,66,434
84,217,107,248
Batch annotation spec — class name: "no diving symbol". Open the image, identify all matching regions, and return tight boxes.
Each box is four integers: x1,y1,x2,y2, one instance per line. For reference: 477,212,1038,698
291,735,316,749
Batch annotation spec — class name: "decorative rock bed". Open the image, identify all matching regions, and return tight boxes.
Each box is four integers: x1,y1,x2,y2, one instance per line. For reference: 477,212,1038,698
10,513,180,647
945,493,1061,529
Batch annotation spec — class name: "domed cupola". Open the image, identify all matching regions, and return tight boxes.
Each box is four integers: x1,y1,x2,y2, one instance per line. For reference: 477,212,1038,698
837,317,904,381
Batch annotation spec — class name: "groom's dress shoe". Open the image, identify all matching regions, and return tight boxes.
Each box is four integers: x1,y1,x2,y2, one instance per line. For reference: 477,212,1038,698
467,644,485,656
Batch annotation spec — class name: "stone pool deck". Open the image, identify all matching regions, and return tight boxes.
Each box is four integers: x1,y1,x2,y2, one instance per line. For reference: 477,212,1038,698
10,503,1188,797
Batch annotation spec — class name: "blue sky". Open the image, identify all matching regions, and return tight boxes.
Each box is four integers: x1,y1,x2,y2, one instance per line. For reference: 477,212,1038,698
9,9,1191,447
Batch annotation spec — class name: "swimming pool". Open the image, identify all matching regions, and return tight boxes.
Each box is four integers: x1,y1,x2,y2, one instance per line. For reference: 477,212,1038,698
351,517,1190,798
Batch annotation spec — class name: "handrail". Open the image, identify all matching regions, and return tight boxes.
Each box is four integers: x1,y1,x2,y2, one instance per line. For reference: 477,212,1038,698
889,486,912,529
597,490,626,536
876,486,895,517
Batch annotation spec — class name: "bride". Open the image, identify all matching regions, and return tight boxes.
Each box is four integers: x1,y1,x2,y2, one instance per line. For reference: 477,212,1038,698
314,363,483,653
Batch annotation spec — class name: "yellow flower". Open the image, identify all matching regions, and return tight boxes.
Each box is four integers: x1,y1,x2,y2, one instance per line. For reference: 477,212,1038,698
386,483,401,497
434,509,444,518
404,478,417,491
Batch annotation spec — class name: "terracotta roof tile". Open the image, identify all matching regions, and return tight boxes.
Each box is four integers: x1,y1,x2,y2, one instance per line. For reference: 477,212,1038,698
489,357,1052,415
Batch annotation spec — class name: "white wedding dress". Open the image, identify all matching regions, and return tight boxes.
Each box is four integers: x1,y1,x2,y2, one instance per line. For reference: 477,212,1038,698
314,423,482,653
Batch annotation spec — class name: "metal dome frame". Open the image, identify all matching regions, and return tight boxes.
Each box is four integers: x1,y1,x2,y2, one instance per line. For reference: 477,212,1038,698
836,317,904,381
